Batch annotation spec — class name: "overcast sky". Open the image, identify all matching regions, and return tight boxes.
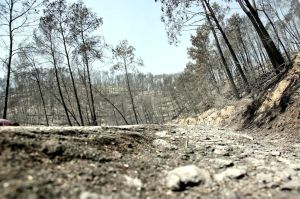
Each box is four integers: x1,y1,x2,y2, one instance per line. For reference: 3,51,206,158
68,0,192,74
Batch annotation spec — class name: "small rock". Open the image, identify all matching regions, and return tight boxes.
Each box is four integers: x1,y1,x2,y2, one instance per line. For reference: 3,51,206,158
155,130,169,137
112,151,122,159
157,153,170,159
80,191,102,199
256,173,273,184
181,154,190,160
124,175,143,190
271,151,281,156
152,139,177,150
269,181,281,189
214,168,247,181
170,130,176,134
291,164,300,171
277,157,292,164
185,148,194,154
165,165,211,191
27,175,33,181
237,153,248,159
213,159,234,168
199,169,213,186
276,169,296,181
281,180,300,191
221,189,240,199
166,174,181,191
245,157,265,166
204,136,211,140
214,147,230,156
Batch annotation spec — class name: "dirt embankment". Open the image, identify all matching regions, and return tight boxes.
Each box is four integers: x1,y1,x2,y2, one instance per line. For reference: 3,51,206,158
173,98,252,128
175,52,300,132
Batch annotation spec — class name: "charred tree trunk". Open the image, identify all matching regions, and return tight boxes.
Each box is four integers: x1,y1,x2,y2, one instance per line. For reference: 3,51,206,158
3,4,14,119
93,86,129,125
202,2,240,99
124,59,139,124
203,0,250,92
81,32,97,126
60,23,84,126
49,33,72,126
32,64,49,126
237,0,285,72
60,74,80,126
261,9,291,62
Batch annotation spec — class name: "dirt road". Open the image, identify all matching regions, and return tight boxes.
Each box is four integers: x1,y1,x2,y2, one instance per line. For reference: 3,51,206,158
0,125,299,198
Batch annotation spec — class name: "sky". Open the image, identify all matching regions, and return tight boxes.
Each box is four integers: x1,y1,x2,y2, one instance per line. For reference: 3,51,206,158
0,0,242,77
68,0,192,74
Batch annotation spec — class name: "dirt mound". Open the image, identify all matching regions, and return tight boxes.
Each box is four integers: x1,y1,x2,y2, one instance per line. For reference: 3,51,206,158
0,126,158,199
173,98,252,128
243,52,300,130
175,52,300,131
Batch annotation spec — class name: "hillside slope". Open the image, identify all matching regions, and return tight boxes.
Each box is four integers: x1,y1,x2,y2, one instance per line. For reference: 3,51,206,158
175,52,300,132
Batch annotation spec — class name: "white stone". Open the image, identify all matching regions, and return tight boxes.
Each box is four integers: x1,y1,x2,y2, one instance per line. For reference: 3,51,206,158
271,151,281,156
256,173,273,183
213,159,234,168
221,189,240,199
214,168,247,181
277,157,292,164
80,191,102,199
275,168,297,181
291,164,300,171
245,157,265,166
124,175,143,190
281,180,300,191
165,165,210,191
152,139,177,150
214,146,230,156
155,130,169,138
166,174,181,191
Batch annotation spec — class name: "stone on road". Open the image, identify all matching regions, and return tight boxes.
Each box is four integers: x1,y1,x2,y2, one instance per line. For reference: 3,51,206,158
165,165,211,191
